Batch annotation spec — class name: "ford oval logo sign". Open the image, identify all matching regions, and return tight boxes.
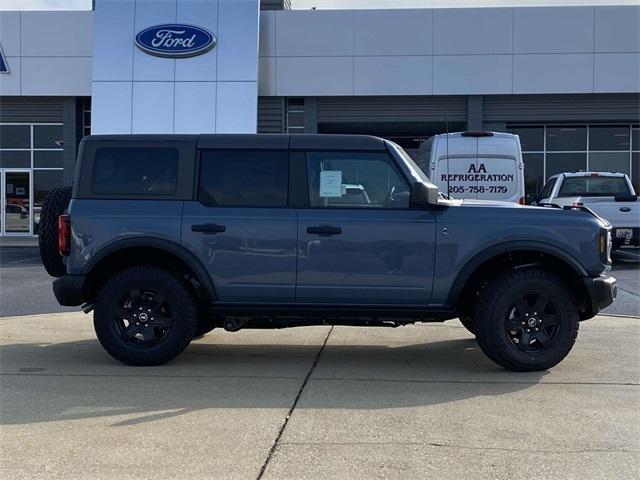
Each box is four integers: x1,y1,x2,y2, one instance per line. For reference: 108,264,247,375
135,24,216,58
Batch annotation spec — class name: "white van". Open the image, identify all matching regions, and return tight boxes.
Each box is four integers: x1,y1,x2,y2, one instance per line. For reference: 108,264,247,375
416,131,525,204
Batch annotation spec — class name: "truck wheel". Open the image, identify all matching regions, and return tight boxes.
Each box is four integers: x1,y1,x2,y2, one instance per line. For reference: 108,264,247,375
94,266,199,366
474,268,579,372
38,186,72,277
459,315,475,335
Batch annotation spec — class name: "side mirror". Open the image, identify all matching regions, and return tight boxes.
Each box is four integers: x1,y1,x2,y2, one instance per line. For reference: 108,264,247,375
411,182,439,207
525,192,538,205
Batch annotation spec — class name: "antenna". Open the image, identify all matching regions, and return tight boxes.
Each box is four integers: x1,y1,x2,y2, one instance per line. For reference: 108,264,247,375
445,111,450,198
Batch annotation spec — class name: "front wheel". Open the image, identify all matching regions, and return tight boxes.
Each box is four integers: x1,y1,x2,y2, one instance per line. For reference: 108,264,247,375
94,266,199,366
474,268,579,372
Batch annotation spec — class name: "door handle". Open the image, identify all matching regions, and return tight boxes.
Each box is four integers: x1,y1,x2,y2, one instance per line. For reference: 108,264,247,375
307,225,342,236
191,223,226,234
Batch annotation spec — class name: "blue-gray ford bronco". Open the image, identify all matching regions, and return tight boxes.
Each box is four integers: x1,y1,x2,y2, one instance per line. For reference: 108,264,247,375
40,134,617,371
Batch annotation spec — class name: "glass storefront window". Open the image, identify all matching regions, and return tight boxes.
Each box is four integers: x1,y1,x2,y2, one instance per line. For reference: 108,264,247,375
589,126,630,151
546,153,587,177
523,153,544,195
1,123,64,236
589,152,630,175
0,151,31,168
546,126,586,151
34,150,63,168
632,127,639,151
34,125,64,149
0,125,30,149
510,127,544,152
34,169,64,231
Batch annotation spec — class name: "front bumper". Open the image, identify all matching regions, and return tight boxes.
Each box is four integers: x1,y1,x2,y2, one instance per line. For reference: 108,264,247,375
582,274,617,317
52,275,86,306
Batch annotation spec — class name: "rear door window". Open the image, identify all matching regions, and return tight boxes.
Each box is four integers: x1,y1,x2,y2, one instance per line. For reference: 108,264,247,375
91,148,178,195
198,150,289,207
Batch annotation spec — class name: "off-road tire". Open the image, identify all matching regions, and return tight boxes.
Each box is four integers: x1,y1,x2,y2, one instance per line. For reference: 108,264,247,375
38,186,72,277
474,268,579,372
94,266,199,366
459,315,475,335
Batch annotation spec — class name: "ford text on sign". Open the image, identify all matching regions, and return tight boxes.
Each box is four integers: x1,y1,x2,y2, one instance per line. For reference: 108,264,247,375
135,24,216,58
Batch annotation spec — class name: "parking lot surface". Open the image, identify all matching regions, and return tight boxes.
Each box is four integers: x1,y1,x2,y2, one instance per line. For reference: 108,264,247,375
1,312,638,479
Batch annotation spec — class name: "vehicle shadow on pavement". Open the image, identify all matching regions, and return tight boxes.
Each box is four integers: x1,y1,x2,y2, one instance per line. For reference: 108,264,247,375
0,336,546,427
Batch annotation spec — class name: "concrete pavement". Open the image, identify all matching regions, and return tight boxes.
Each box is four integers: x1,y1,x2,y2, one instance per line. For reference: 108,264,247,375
0,313,638,479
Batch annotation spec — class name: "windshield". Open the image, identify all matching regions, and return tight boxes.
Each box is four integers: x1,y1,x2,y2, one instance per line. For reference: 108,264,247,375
558,176,631,197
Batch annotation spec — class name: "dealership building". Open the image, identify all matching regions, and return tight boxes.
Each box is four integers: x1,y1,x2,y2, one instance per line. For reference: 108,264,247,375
0,0,638,237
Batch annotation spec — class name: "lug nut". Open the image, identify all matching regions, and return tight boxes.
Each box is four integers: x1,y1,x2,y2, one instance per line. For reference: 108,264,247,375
521,321,525,325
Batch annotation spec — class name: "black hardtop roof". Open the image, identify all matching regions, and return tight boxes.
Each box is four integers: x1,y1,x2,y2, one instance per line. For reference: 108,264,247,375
82,133,387,151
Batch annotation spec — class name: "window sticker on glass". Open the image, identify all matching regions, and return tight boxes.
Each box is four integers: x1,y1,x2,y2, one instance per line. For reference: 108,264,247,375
319,170,343,198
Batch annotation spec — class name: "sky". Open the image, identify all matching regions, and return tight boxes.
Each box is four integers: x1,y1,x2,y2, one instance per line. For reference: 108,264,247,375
1,0,639,10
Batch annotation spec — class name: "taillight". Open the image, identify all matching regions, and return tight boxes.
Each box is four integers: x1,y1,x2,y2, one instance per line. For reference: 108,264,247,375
518,196,525,205
58,214,70,256
572,202,584,208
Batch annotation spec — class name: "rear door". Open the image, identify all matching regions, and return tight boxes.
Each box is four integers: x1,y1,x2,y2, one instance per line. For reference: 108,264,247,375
476,135,523,203
181,148,297,303
295,150,436,306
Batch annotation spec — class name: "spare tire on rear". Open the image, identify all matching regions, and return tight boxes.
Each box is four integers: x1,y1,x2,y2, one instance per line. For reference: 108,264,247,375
38,186,72,277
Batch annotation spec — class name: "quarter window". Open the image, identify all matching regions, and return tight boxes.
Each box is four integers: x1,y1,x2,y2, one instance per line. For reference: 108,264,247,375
91,148,178,195
306,152,410,209
198,150,289,207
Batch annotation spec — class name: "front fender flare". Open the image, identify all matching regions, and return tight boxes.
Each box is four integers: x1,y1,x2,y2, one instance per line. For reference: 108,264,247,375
447,240,588,305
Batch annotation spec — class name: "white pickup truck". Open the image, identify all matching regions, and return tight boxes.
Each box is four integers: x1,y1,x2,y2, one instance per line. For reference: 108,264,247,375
535,172,639,249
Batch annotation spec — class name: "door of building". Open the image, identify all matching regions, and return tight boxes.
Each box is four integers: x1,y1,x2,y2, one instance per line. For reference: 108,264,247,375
1,170,32,236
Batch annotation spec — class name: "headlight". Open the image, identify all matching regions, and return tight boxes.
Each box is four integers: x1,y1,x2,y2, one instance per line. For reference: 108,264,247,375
599,227,612,265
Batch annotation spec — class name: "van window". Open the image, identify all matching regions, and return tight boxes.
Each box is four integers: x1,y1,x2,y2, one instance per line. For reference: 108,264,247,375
91,148,178,195
306,152,409,208
198,150,288,207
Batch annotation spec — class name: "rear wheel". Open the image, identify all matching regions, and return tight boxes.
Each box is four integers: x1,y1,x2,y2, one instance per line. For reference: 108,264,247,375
38,186,72,277
474,268,579,372
94,266,198,366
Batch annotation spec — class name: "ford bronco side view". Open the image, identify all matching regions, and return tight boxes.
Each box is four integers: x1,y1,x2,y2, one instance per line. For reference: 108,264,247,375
41,134,617,371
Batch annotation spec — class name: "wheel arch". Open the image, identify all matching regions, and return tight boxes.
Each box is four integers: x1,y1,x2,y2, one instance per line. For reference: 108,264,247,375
449,241,593,319
81,237,216,304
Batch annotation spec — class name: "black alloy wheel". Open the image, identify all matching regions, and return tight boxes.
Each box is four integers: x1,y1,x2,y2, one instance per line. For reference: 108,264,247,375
504,292,561,353
114,289,173,346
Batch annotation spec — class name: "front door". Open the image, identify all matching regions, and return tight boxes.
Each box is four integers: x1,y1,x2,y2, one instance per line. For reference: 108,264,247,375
296,151,436,306
181,149,297,303
1,170,31,236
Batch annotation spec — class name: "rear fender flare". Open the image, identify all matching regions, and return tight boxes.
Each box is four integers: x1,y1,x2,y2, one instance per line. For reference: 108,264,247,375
83,237,217,301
